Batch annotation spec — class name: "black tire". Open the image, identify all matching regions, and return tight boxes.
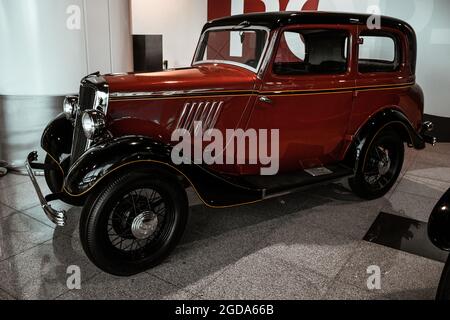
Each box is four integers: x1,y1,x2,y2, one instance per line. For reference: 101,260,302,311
436,255,450,300
349,129,404,200
79,169,189,276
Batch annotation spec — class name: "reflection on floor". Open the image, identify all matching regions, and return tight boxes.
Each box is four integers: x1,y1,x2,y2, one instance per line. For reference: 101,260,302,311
364,212,448,263
0,144,449,300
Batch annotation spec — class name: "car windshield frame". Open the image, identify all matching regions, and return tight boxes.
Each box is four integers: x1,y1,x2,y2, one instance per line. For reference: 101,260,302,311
192,25,271,73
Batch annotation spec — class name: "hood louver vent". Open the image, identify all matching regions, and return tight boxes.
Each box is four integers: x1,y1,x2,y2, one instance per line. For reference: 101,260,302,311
176,101,224,134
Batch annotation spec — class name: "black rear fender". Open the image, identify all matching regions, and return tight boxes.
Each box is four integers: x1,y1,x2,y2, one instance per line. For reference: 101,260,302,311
344,108,425,170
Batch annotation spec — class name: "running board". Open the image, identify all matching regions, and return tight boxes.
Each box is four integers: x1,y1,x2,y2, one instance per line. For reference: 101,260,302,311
188,163,354,207
241,164,354,196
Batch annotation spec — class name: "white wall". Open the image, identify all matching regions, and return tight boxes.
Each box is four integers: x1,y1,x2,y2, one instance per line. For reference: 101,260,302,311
1,0,448,117
130,0,208,69
0,0,133,96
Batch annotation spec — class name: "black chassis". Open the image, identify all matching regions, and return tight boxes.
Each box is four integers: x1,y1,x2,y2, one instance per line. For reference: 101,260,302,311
27,106,434,226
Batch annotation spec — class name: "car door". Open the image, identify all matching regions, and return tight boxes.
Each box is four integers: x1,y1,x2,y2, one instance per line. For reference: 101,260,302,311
243,25,357,174
350,26,413,135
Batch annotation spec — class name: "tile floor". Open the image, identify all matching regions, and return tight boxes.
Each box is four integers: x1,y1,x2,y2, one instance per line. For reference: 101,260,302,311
0,144,449,300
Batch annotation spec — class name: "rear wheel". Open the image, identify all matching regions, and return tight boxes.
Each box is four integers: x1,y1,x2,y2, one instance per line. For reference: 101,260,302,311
350,129,404,200
79,169,188,276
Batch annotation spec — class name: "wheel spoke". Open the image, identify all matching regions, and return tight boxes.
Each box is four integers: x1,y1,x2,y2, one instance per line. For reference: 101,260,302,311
104,187,173,258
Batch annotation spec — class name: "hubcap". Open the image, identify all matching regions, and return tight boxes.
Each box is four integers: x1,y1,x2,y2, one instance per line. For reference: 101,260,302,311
364,139,400,191
131,211,159,240
107,188,171,255
377,148,391,176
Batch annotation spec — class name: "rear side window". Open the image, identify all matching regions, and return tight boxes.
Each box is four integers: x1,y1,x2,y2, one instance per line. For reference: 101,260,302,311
358,33,401,73
273,29,349,75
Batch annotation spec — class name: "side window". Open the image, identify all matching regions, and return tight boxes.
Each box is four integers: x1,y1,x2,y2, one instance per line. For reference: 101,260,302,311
273,29,349,76
358,33,401,73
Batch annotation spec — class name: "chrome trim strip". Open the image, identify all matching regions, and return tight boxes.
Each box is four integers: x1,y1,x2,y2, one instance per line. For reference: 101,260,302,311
192,102,205,134
203,102,218,130
109,83,414,101
109,88,255,99
199,102,211,124
258,29,279,79
193,60,258,73
185,102,197,132
208,101,224,129
176,103,190,130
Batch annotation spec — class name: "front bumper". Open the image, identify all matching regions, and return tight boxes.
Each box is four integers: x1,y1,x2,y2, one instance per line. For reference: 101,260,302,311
25,151,67,227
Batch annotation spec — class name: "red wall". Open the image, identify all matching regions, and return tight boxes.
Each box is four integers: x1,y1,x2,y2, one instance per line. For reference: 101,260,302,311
208,0,319,20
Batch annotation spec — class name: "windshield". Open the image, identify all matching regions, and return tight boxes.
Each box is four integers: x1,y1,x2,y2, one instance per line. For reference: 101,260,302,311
193,27,269,72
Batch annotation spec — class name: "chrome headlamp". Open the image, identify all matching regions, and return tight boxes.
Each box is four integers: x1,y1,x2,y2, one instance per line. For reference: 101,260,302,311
81,110,106,140
63,96,79,119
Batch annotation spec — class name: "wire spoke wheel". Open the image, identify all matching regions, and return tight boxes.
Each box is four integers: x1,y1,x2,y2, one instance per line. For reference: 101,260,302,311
350,129,404,200
107,188,174,260
363,144,398,191
80,170,188,276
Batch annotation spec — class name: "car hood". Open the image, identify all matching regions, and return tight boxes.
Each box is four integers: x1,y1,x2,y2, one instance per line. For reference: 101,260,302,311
105,64,258,94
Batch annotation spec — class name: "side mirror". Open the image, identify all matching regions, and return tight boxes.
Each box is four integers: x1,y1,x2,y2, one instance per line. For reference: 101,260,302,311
428,188,450,251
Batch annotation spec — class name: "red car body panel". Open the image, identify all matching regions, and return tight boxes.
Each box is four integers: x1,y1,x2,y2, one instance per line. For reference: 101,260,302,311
103,17,424,176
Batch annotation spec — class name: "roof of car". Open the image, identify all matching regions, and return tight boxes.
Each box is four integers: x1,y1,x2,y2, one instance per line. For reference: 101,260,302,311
203,11,417,74
204,11,414,34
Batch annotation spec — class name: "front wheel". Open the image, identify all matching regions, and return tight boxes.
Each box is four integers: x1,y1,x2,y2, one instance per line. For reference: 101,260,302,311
79,169,188,276
349,129,404,200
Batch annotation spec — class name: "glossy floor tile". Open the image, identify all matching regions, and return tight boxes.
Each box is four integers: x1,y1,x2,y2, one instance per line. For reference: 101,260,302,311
0,212,55,261
335,242,443,300
57,272,192,300
324,280,386,300
0,236,99,300
198,253,331,300
385,190,440,222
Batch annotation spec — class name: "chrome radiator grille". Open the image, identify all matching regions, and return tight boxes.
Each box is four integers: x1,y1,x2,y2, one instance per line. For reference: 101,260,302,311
176,101,224,134
71,85,96,164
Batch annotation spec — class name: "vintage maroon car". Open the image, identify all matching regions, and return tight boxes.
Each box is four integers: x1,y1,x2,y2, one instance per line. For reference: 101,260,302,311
26,11,436,276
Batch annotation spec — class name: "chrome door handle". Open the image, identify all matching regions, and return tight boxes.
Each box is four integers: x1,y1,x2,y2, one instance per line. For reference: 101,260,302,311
259,96,273,104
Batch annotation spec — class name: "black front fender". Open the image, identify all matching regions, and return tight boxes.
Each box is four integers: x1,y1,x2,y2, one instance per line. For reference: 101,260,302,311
64,136,263,208
41,113,73,160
